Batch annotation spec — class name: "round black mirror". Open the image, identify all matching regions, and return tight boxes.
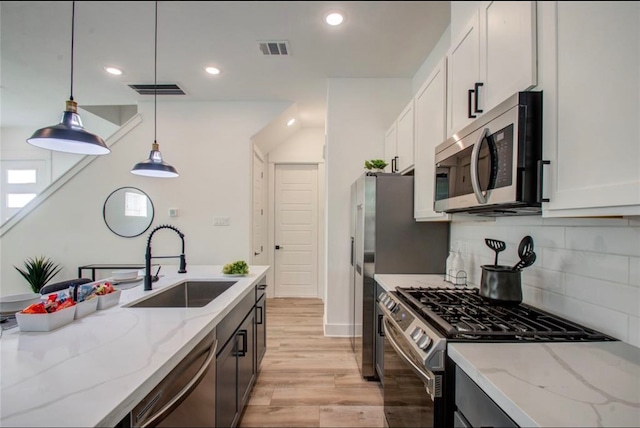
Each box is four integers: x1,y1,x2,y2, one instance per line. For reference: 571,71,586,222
103,187,154,238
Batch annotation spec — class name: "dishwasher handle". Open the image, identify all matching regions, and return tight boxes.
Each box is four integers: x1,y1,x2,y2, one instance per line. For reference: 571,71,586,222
139,338,218,428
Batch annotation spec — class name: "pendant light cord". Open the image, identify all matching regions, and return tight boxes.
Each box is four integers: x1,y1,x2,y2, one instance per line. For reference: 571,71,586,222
70,1,75,101
154,0,158,144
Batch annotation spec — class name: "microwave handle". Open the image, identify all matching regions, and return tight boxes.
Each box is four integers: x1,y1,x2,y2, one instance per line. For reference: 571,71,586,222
470,127,490,204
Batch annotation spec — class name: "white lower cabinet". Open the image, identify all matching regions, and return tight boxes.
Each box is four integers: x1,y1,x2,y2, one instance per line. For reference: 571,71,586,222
539,1,640,217
414,58,451,221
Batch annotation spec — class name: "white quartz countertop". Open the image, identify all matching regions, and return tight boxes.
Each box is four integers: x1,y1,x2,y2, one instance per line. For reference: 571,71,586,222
374,274,451,291
449,340,640,427
0,265,269,427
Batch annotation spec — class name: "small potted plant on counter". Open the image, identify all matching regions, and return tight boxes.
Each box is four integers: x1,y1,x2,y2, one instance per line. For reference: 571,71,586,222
364,159,388,173
14,256,62,294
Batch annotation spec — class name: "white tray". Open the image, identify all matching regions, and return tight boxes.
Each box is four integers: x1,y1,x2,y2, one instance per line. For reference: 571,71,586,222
74,298,98,319
97,289,121,310
16,304,76,332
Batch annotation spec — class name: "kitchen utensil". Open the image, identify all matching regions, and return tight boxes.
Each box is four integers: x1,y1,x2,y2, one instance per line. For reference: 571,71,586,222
517,236,534,259
512,251,537,271
485,239,506,266
479,265,522,305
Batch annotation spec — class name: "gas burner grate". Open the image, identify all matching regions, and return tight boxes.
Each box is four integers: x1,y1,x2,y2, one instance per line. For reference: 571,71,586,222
396,287,614,342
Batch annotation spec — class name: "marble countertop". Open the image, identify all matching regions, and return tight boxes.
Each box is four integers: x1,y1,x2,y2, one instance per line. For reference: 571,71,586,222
0,265,269,427
374,273,640,427
449,341,640,427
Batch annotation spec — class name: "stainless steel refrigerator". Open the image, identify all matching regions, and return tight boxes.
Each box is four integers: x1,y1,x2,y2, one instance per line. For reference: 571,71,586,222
349,172,449,380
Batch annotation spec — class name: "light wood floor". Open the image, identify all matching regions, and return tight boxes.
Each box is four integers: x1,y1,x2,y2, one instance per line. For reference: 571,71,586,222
239,298,385,428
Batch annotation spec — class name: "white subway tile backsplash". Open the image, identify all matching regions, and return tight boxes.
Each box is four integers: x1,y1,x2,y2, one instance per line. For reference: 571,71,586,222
521,267,564,295
564,274,640,317
628,316,640,348
540,290,628,341
542,248,628,284
541,217,630,227
451,216,637,346
629,261,640,286
566,227,640,256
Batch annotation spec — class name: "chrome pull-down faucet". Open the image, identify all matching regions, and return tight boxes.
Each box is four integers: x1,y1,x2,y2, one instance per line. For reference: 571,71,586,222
144,224,187,291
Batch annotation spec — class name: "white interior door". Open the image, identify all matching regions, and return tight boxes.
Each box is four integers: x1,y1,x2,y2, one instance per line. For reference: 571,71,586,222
252,151,267,265
274,164,318,297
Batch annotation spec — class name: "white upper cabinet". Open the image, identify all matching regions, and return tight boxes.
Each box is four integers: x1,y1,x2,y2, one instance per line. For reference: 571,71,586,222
539,1,640,217
414,58,451,222
479,1,537,111
446,10,481,137
447,1,537,138
384,122,397,173
396,100,415,174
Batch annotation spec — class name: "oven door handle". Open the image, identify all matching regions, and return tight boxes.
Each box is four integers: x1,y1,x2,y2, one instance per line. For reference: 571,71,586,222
470,127,489,204
383,317,436,396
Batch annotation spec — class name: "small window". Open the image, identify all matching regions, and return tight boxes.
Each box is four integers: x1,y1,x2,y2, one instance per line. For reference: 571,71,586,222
124,191,148,217
7,193,36,208
7,169,37,184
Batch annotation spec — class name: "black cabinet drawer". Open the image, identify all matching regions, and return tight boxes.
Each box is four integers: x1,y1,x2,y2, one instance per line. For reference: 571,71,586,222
455,366,518,428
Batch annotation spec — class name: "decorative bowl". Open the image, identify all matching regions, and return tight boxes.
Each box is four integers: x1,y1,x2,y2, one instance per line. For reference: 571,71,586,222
112,270,139,281
0,293,42,316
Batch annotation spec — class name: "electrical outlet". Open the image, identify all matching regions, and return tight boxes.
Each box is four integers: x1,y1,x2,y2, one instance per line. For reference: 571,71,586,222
213,216,230,226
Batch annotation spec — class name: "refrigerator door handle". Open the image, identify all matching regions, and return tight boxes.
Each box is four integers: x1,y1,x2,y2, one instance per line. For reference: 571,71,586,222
350,237,355,266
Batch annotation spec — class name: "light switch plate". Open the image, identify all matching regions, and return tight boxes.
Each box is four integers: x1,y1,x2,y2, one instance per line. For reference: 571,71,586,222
213,216,230,226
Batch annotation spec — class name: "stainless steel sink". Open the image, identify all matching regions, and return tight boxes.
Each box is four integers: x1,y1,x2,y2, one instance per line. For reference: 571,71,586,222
126,280,236,308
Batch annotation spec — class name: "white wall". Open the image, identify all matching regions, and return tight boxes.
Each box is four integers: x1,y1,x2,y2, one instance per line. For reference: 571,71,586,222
267,127,324,163
324,78,412,336
0,99,288,295
450,216,640,347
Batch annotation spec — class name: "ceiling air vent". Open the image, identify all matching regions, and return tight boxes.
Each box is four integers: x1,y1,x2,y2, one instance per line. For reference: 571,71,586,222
128,84,185,95
258,41,290,56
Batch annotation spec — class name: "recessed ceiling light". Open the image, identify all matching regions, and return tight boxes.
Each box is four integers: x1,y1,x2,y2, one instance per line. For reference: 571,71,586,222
325,11,344,26
286,118,296,127
205,66,221,75
104,66,123,76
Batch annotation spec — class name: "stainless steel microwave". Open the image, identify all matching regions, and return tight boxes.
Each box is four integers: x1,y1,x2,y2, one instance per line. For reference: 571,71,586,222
434,91,543,215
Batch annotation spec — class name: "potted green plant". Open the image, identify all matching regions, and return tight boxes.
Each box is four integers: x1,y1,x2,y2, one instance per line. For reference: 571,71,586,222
364,159,389,172
14,256,62,294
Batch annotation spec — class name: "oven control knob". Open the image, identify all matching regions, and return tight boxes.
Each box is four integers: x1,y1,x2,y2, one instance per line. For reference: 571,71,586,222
417,335,432,350
411,327,424,341
386,300,396,310
378,292,387,301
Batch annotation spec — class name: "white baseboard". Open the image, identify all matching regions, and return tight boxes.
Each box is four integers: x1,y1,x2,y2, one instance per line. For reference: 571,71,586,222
324,323,361,337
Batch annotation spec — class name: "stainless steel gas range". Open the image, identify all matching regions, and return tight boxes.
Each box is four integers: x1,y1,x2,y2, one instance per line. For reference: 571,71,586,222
378,286,616,427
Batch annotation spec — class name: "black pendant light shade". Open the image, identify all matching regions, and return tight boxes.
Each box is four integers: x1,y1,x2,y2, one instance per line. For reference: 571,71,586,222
130,142,179,178
131,1,179,178
26,2,110,156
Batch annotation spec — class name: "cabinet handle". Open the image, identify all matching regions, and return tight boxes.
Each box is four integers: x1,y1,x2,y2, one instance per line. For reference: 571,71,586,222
257,284,267,290
537,160,551,203
468,89,476,118
377,314,385,337
394,156,399,173
390,157,396,173
236,330,247,357
474,82,484,113
256,305,263,325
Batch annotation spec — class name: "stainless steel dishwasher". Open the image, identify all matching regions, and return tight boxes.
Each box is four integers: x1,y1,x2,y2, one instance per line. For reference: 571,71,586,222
131,329,217,428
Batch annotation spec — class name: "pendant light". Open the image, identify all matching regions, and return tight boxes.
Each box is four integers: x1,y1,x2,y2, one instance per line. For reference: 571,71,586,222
131,1,179,178
27,1,110,155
